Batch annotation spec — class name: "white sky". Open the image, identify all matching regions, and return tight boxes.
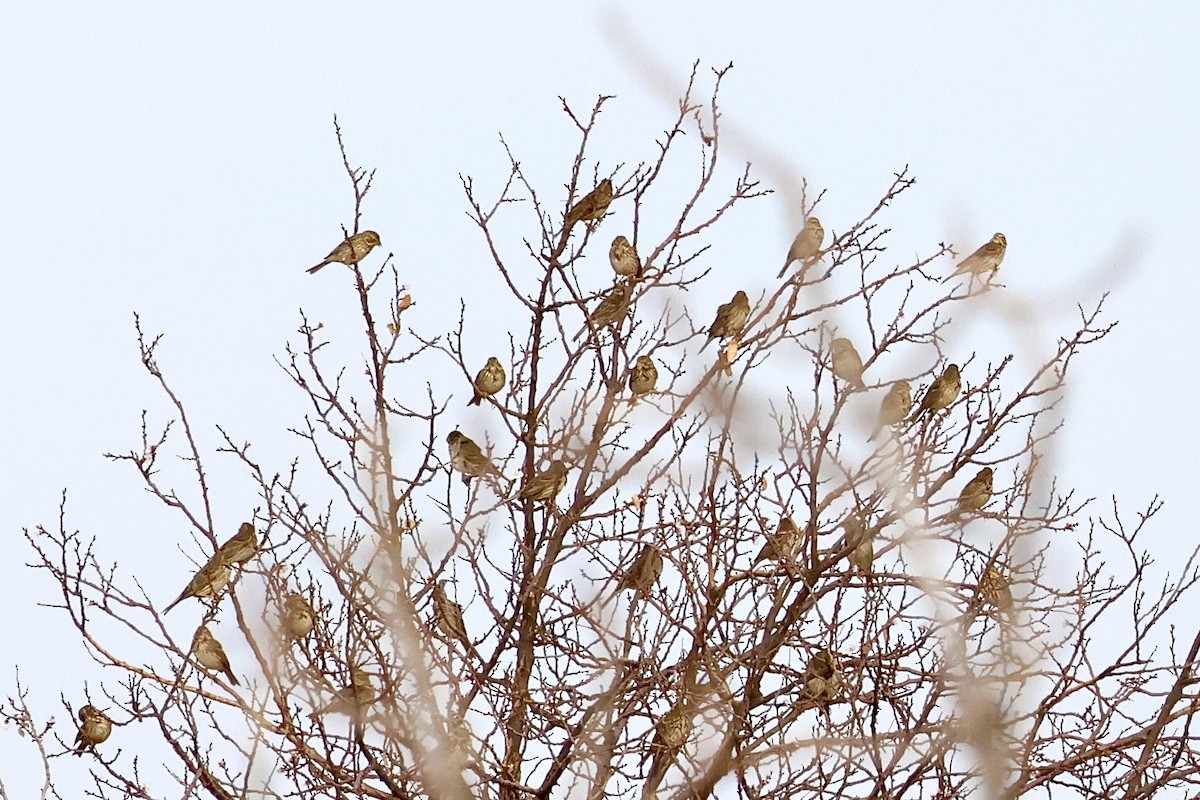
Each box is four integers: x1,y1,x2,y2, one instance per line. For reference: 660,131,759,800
2,3,1198,794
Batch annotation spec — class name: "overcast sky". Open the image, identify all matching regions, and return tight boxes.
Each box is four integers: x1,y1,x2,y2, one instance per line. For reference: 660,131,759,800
3,3,1197,793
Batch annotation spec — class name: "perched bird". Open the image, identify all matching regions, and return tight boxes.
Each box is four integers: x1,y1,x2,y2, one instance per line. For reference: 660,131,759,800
830,338,867,391
616,544,664,595
649,697,695,756
516,460,569,506
702,290,751,350
432,582,471,647
947,232,1006,281
777,216,825,278
627,355,659,397
576,279,633,340
609,235,641,277
868,380,913,441
468,357,507,407
73,705,112,756
446,430,501,485
565,178,615,231
316,668,377,720
283,593,315,640
844,513,874,573
908,364,961,423
163,558,231,615
979,566,1014,611
192,625,239,685
307,230,382,274
753,516,802,565
956,467,994,514
216,522,257,565
803,649,841,705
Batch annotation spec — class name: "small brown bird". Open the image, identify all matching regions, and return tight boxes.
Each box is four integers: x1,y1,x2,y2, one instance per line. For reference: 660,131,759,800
702,290,751,350
803,649,841,704
956,467,994,514
446,430,501,485
830,337,866,391
283,593,315,640
868,380,913,441
649,698,695,756
753,516,802,565
565,178,615,231
616,544,664,595
307,230,382,274
909,364,961,423
576,280,634,340
468,357,507,407
979,566,1014,611
73,705,113,756
948,232,1006,281
192,625,239,685
628,355,659,397
609,235,641,277
163,558,231,614
843,512,875,572
432,581,471,647
516,460,569,506
777,216,825,278
317,668,378,719
216,522,257,565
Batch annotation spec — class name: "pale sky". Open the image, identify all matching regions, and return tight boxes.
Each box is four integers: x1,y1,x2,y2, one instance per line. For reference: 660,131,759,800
3,3,1197,794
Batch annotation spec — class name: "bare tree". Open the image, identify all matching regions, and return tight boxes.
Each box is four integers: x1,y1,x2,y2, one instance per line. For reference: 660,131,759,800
8,62,1200,800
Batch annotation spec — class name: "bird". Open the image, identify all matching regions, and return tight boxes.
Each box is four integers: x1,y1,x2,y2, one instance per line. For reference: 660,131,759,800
283,593,315,640
565,178,614,232
163,558,231,615
908,364,961,423
73,705,113,756
777,217,825,278
843,513,874,573
702,290,751,350
446,430,502,486
947,232,1006,281
316,668,377,720
753,516,802,565
979,566,1014,611
516,460,569,506
191,625,239,685
576,280,633,340
648,697,695,757
468,357,507,407
803,649,841,705
616,544,664,595
216,522,257,565
307,230,382,274
868,380,913,441
610,235,641,277
628,355,659,397
956,467,994,514
432,581,471,648
830,338,866,391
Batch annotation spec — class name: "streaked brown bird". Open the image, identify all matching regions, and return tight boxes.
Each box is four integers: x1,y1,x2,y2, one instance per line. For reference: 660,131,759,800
307,230,382,274
804,649,841,704
777,216,825,278
753,516,802,565
163,558,231,615
649,697,695,756
216,522,257,565
576,279,633,340
468,357,506,407
909,364,961,423
628,355,659,397
844,512,875,573
316,668,377,720
283,593,315,640
702,290,751,350
868,380,913,441
616,544,664,595
947,232,1006,281
609,235,641,277
980,566,1014,610
565,178,614,231
516,460,569,506
432,581,471,647
73,704,112,756
446,430,501,485
830,337,866,391
956,467,994,514
192,625,239,685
